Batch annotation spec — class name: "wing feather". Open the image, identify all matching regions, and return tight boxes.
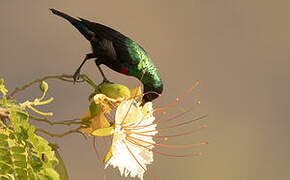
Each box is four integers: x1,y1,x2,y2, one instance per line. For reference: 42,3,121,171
80,18,139,65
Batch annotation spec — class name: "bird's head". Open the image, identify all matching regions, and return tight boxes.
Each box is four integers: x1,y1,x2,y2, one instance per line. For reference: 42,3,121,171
142,84,163,105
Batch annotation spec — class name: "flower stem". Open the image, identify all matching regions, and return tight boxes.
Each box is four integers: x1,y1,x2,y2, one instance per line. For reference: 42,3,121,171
7,74,99,99
35,127,86,139
30,115,81,126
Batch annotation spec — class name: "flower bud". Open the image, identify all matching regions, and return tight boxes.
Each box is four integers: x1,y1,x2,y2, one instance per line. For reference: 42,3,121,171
100,83,131,99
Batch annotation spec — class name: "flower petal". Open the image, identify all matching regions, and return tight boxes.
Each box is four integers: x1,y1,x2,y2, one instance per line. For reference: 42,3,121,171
115,100,142,126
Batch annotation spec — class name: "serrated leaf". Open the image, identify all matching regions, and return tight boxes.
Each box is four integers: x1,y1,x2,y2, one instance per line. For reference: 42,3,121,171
13,154,26,162
10,146,25,154
38,168,60,180
0,134,8,140
0,79,60,179
0,148,10,157
0,162,13,174
15,167,28,178
14,160,27,168
29,156,43,170
1,176,11,180
0,154,12,164
0,140,8,147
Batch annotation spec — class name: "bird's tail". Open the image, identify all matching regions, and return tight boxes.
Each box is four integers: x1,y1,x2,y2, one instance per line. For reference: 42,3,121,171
50,8,92,40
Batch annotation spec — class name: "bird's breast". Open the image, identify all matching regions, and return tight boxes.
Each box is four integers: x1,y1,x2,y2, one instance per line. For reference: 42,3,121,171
120,66,129,75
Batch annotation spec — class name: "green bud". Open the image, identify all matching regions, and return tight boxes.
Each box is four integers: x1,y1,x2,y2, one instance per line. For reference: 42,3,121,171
39,81,48,93
100,83,131,99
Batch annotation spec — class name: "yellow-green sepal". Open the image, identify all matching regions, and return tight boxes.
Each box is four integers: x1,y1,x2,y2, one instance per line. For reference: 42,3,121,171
91,125,114,137
103,145,112,163
100,83,131,99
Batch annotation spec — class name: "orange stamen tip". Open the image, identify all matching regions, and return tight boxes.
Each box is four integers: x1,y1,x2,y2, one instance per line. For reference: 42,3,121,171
197,80,202,84
197,101,201,104
196,152,203,156
203,142,209,145
164,137,168,141
202,125,208,128
176,98,180,101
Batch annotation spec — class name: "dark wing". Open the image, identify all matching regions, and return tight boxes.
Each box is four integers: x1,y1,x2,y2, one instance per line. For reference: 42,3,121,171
79,18,138,65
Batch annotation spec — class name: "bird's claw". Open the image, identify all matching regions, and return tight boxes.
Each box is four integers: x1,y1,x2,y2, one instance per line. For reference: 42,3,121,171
73,69,81,83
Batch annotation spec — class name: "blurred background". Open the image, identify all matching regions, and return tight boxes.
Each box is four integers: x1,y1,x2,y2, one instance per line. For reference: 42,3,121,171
1,0,290,179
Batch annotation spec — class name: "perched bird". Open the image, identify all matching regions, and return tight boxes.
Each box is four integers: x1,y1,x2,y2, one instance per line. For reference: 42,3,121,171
50,9,163,103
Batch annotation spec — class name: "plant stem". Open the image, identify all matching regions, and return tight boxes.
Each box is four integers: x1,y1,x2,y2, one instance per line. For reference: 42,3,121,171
30,115,82,126
7,74,99,99
35,127,86,139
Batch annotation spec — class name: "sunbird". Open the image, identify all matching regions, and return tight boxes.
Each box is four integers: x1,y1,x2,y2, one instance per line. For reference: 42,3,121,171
50,9,163,103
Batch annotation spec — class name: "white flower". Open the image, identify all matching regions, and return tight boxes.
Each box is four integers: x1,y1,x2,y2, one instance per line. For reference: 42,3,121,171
105,99,157,180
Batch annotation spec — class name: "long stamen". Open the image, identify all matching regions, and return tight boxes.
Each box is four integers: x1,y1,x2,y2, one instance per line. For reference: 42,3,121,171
120,80,143,126
153,109,166,118
123,140,157,180
129,125,207,138
155,80,201,112
93,137,107,180
124,109,191,130
125,115,207,135
103,137,108,149
126,137,193,158
157,115,208,131
100,106,114,123
120,100,134,126
139,70,145,85
127,135,208,148
103,112,113,124
153,108,166,116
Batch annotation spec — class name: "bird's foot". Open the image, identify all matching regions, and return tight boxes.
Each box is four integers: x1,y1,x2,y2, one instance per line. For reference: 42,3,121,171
72,68,81,83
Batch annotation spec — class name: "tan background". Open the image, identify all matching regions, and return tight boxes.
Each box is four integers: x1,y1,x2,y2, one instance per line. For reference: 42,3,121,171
1,0,290,180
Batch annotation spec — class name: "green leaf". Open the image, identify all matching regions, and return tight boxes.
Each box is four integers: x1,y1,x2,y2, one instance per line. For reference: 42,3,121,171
15,168,28,179
0,148,10,156
54,148,69,180
38,168,60,180
10,146,25,154
0,154,12,164
14,160,27,168
0,78,8,105
0,79,61,179
0,162,13,174
0,134,8,140
13,154,26,162
0,140,8,147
